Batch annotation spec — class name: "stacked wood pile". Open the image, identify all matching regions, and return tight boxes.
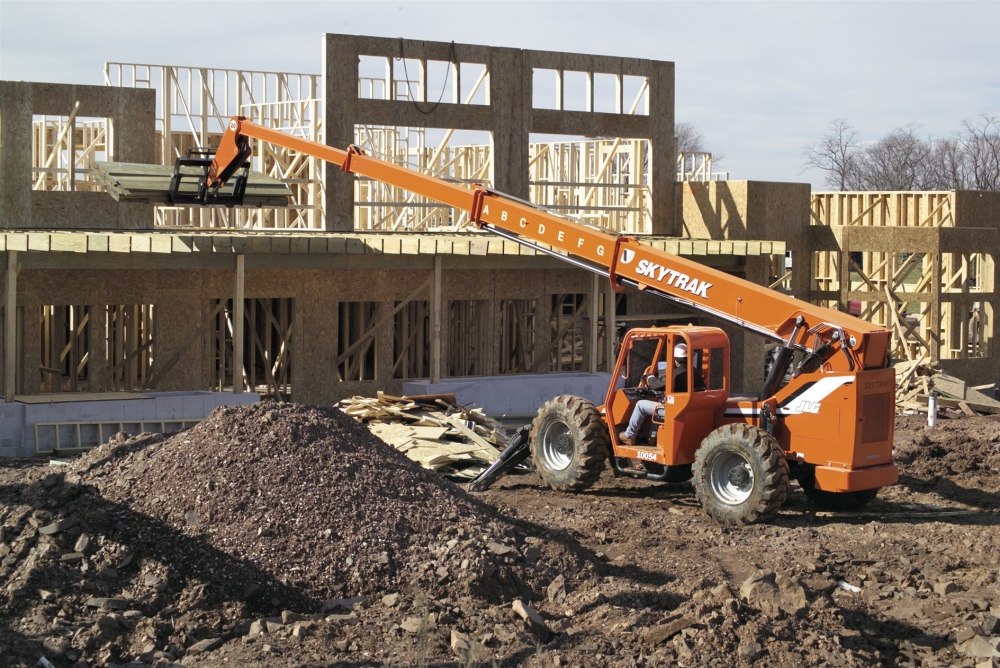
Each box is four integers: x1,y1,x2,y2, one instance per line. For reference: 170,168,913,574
895,358,1000,415
338,392,506,480
92,161,291,206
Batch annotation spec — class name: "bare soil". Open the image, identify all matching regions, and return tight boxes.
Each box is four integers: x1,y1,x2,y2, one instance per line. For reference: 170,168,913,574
1,404,999,668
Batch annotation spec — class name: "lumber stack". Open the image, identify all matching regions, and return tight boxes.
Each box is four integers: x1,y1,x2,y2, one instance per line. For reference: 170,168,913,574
895,358,1000,415
338,392,506,480
92,162,292,206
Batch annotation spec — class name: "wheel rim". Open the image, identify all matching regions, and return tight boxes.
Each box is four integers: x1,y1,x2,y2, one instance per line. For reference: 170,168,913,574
539,419,574,471
707,450,755,505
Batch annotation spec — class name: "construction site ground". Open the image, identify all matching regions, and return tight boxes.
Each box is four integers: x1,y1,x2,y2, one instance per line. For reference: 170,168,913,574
2,404,999,668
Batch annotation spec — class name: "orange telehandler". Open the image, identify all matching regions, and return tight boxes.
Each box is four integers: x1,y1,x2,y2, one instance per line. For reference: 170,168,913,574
167,117,898,525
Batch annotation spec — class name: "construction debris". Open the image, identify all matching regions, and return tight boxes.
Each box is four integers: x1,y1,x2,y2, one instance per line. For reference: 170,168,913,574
338,392,506,479
894,359,1000,415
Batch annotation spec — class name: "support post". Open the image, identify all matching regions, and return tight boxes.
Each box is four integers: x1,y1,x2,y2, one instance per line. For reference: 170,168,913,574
430,255,442,384
589,273,600,373
233,254,245,393
5,251,18,403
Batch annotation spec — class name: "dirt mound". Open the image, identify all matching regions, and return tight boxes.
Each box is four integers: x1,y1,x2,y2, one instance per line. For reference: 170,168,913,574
71,403,548,609
893,414,1000,490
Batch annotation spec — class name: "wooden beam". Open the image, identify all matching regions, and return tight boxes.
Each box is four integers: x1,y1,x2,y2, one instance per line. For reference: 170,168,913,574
233,254,245,393
430,255,442,384
5,251,18,402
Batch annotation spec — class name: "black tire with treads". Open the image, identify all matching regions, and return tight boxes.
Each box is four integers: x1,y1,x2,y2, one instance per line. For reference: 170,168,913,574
530,395,609,492
692,423,789,525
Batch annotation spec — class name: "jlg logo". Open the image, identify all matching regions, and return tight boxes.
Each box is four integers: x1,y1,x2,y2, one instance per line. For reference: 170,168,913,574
793,400,821,414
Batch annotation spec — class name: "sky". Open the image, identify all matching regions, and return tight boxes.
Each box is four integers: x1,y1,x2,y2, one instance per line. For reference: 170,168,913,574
1,0,998,188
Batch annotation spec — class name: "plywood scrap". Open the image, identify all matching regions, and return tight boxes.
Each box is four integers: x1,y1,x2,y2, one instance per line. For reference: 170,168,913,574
338,393,508,480
894,359,1000,415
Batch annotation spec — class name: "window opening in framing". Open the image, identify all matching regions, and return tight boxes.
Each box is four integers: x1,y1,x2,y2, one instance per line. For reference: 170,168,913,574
40,305,90,393
31,115,111,192
337,301,379,382
448,299,488,377
212,298,292,399
549,293,588,372
498,299,536,375
393,300,430,379
106,304,155,392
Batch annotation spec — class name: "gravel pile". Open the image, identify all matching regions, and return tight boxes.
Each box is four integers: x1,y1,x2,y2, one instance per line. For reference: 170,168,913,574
79,403,541,607
1,403,586,666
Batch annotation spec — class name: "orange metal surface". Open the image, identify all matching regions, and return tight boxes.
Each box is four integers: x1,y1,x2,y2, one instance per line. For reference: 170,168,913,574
813,463,899,493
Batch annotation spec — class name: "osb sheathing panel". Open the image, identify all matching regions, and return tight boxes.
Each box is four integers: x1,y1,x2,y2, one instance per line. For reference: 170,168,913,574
0,81,155,230
955,190,1000,229
323,33,674,234
444,270,495,301
539,268,593,295
679,181,810,250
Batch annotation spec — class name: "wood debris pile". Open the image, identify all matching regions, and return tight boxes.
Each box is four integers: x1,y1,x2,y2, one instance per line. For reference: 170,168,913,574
338,392,506,480
895,358,1000,416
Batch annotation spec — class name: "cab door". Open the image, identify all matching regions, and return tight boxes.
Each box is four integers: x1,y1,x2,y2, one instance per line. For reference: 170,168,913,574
655,331,730,465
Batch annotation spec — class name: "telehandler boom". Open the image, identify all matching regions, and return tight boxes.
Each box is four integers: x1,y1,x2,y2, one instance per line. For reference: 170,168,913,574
176,117,898,524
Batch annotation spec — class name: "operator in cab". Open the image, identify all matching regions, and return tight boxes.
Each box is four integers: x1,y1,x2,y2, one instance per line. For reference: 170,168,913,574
620,342,696,446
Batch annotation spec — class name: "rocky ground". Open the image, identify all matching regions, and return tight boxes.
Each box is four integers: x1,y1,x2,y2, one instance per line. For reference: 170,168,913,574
1,404,999,668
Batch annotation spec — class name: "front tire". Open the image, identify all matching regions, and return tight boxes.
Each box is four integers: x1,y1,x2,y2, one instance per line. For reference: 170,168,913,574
693,424,789,525
530,395,609,492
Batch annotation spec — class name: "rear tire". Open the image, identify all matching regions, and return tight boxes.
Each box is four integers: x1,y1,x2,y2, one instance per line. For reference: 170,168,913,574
530,395,609,492
692,424,789,525
794,465,880,511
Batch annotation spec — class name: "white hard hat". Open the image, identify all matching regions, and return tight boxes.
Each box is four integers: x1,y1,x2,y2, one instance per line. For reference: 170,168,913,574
673,342,688,358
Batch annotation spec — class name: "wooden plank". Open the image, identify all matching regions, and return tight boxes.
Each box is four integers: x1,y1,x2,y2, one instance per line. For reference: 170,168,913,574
87,234,109,252
678,240,693,255
5,234,27,252
382,237,401,254
170,236,192,253
213,236,233,253
191,236,213,252
108,234,131,253
346,238,365,254
290,237,309,254
28,233,50,252
401,237,420,255
251,237,272,254
50,234,87,253
130,235,151,253
271,236,290,254
310,237,330,253
691,240,708,255
150,235,172,254
747,241,762,256
231,237,252,254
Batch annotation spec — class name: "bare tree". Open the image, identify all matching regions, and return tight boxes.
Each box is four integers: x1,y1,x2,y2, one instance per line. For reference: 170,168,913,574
676,122,707,153
853,124,932,190
923,137,967,190
958,114,1000,191
803,119,860,190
